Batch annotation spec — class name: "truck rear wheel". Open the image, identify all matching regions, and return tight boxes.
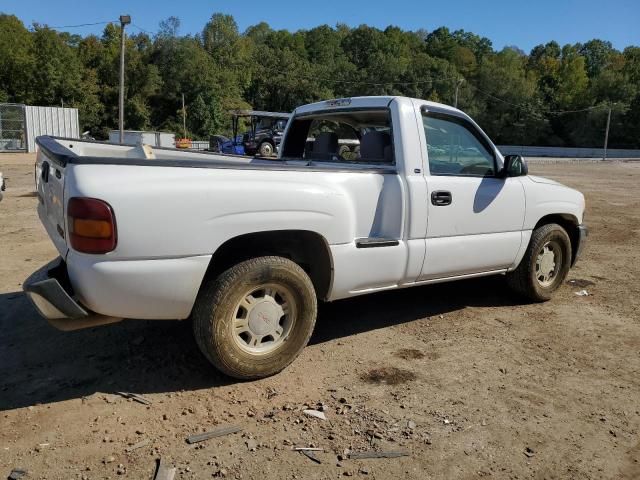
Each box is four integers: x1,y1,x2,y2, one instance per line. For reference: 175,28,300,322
192,256,317,379
506,223,572,302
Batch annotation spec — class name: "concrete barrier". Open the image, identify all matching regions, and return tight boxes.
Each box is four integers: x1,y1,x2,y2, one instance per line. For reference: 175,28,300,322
498,145,640,159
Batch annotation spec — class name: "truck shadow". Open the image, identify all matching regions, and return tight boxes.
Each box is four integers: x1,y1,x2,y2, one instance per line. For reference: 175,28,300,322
0,276,523,411
311,275,519,344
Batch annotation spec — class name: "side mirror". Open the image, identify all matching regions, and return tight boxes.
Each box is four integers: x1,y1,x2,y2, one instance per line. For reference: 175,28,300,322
502,154,528,177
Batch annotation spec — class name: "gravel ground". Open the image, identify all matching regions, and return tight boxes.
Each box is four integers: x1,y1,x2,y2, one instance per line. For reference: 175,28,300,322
1,154,639,479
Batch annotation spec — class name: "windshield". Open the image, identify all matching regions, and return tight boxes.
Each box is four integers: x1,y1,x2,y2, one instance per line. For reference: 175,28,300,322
255,117,288,131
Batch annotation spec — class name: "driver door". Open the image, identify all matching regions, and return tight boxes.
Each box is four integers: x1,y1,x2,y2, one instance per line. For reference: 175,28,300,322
418,109,526,280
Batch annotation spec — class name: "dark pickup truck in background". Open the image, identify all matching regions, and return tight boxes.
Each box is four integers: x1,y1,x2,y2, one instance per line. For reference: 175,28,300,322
210,110,290,157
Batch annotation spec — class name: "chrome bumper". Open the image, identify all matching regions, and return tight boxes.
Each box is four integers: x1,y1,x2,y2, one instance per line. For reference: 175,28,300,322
23,258,121,331
572,224,588,266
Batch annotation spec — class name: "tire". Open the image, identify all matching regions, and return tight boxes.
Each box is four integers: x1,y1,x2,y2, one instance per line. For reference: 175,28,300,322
506,223,572,302
192,256,317,379
258,141,274,157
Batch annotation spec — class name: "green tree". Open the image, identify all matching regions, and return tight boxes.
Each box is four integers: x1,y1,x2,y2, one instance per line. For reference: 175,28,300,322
0,14,35,103
579,39,616,77
1,13,638,148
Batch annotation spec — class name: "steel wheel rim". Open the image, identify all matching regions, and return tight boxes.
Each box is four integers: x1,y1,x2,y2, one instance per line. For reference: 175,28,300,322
231,283,296,355
260,143,273,156
535,240,561,287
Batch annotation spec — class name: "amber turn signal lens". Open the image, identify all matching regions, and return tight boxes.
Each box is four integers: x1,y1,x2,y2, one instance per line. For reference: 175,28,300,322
72,218,113,238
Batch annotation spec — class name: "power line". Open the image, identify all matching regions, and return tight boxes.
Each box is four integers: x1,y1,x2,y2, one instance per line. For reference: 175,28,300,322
271,67,604,117
465,83,607,116
131,23,155,36
314,77,434,86
47,21,115,29
45,18,156,38
45,19,155,36
343,75,607,117
284,72,608,117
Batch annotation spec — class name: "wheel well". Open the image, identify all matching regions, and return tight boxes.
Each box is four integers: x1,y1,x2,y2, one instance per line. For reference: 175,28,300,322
203,230,333,300
534,214,580,264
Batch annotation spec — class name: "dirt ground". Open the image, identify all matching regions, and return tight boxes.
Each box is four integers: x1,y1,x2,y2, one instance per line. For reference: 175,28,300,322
1,153,639,480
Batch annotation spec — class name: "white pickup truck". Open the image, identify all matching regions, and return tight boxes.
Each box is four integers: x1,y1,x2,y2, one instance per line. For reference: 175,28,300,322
25,96,587,379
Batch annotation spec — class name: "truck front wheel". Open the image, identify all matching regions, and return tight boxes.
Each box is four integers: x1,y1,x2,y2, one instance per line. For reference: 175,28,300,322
258,141,274,157
192,256,317,379
506,223,572,302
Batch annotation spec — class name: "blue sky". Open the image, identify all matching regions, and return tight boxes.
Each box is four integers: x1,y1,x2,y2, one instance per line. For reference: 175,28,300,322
2,0,639,52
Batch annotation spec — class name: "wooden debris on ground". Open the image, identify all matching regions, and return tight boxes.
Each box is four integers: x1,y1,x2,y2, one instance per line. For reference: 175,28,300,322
302,409,327,420
115,391,152,405
300,450,322,464
185,425,243,444
154,458,176,480
125,438,151,452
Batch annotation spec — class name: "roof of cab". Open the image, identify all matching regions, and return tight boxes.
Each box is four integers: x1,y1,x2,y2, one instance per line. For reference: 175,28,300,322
293,96,463,116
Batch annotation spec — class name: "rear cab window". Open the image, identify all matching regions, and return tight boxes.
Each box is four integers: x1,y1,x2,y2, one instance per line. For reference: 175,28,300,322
281,109,395,166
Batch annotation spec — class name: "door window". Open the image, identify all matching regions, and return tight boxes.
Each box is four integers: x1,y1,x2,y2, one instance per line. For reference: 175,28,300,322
423,113,496,176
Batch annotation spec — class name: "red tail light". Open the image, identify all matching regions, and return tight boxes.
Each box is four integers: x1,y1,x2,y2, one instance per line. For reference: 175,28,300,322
67,197,117,254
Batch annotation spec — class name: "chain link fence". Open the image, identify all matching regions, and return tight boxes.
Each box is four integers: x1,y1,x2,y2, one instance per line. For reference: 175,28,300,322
0,104,26,152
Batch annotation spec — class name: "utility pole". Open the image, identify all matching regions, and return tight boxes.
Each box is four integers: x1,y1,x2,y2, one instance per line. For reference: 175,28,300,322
603,106,612,161
454,78,464,109
118,14,131,144
182,93,187,139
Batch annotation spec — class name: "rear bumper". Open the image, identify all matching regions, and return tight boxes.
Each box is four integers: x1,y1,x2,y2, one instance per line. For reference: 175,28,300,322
572,224,588,266
23,258,122,331
65,252,211,320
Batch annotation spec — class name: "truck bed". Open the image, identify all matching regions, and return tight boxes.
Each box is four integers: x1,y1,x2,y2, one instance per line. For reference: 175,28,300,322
37,136,268,168
36,136,394,173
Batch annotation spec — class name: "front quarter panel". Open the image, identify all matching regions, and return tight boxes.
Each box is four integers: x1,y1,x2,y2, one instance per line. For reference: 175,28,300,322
521,176,585,228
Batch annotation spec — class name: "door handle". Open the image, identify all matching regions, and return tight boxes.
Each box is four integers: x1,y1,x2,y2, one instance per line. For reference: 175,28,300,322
431,190,452,206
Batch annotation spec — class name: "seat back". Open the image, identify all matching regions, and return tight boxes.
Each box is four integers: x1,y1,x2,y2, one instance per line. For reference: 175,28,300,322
360,131,393,163
311,132,338,160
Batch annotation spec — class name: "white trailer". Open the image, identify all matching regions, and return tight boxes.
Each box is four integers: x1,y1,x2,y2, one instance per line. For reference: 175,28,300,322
108,130,175,148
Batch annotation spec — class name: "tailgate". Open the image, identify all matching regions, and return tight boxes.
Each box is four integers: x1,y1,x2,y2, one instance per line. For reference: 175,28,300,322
36,143,68,257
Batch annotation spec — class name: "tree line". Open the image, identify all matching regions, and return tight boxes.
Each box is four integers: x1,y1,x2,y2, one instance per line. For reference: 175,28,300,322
1,12,639,147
